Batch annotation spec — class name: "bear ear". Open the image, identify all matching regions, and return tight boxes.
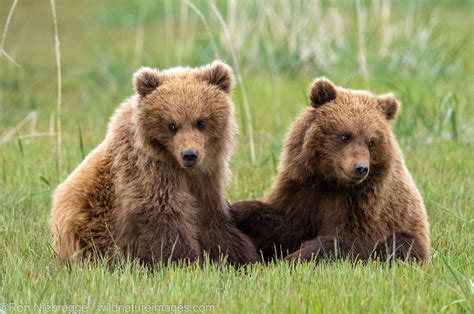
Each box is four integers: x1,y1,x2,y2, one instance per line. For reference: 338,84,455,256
309,77,337,108
378,93,400,120
133,67,162,97
197,60,234,93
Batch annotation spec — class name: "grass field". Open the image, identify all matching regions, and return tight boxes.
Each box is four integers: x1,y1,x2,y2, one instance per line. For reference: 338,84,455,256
0,1,473,313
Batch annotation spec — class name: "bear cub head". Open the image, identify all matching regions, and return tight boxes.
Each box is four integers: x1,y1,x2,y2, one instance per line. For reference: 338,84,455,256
132,61,236,172
298,78,400,187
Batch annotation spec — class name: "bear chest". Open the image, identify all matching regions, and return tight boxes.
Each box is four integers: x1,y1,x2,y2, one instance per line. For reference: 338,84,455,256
313,194,349,236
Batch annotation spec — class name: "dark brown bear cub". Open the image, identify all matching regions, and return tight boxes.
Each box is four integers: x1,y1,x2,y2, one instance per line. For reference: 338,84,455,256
51,61,258,266
232,78,430,263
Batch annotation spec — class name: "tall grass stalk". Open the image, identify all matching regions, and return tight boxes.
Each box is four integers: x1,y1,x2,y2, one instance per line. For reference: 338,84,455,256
210,3,256,164
356,0,368,83
50,0,62,175
378,0,392,58
183,0,219,60
132,0,147,68
0,0,19,67
177,1,189,64
163,0,175,58
0,112,37,145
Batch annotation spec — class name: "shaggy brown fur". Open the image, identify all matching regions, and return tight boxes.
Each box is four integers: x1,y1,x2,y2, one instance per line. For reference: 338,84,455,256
50,61,258,266
232,78,430,263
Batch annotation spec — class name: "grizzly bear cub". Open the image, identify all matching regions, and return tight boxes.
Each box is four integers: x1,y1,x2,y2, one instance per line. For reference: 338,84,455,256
50,61,258,266
231,78,430,263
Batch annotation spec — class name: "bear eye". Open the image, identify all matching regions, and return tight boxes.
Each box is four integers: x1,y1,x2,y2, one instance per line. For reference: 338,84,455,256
196,120,206,129
368,140,375,148
340,134,351,143
168,123,177,132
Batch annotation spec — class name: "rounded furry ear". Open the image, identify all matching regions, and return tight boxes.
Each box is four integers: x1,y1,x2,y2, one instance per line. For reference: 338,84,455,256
197,60,234,93
378,93,400,120
309,77,337,107
133,67,162,97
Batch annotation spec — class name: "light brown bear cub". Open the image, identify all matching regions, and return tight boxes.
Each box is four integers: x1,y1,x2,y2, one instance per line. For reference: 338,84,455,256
232,78,430,263
51,61,258,266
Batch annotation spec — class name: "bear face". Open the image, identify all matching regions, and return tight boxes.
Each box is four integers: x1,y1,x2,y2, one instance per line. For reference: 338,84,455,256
132,61,236,172
296,78,400,187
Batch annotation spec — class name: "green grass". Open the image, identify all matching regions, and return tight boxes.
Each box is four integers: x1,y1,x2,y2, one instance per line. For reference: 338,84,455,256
0,1,473,313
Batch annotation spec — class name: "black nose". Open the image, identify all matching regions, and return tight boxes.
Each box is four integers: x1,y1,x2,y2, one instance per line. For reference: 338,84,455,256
181,149,198,167
354,163,369,177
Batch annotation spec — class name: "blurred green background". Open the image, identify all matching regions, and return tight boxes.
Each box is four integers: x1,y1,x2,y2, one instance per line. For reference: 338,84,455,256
0,1,473,313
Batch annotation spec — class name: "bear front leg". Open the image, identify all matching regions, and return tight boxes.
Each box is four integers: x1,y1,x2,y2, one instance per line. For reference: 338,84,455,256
137,230,201,266
231,200,299,261
199,220,260,266
285,233,428,263
284,236,358,263
372,232,428,263
117,210,202,266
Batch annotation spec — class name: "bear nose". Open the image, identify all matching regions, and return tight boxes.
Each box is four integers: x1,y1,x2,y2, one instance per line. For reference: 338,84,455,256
354,163,369,177
181,149,198,167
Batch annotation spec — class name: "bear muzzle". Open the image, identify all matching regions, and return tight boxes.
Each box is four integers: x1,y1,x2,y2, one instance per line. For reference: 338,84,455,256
181,149,199,168
353,162,369,179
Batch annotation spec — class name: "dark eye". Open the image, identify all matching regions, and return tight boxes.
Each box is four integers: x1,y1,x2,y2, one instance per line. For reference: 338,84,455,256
340,134,351,143
196,120,205,129
168,123,177,132
368,140,375,148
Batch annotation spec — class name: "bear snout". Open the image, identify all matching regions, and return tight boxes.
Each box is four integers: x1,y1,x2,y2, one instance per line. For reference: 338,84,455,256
353,162,369,178
181,149,199,168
